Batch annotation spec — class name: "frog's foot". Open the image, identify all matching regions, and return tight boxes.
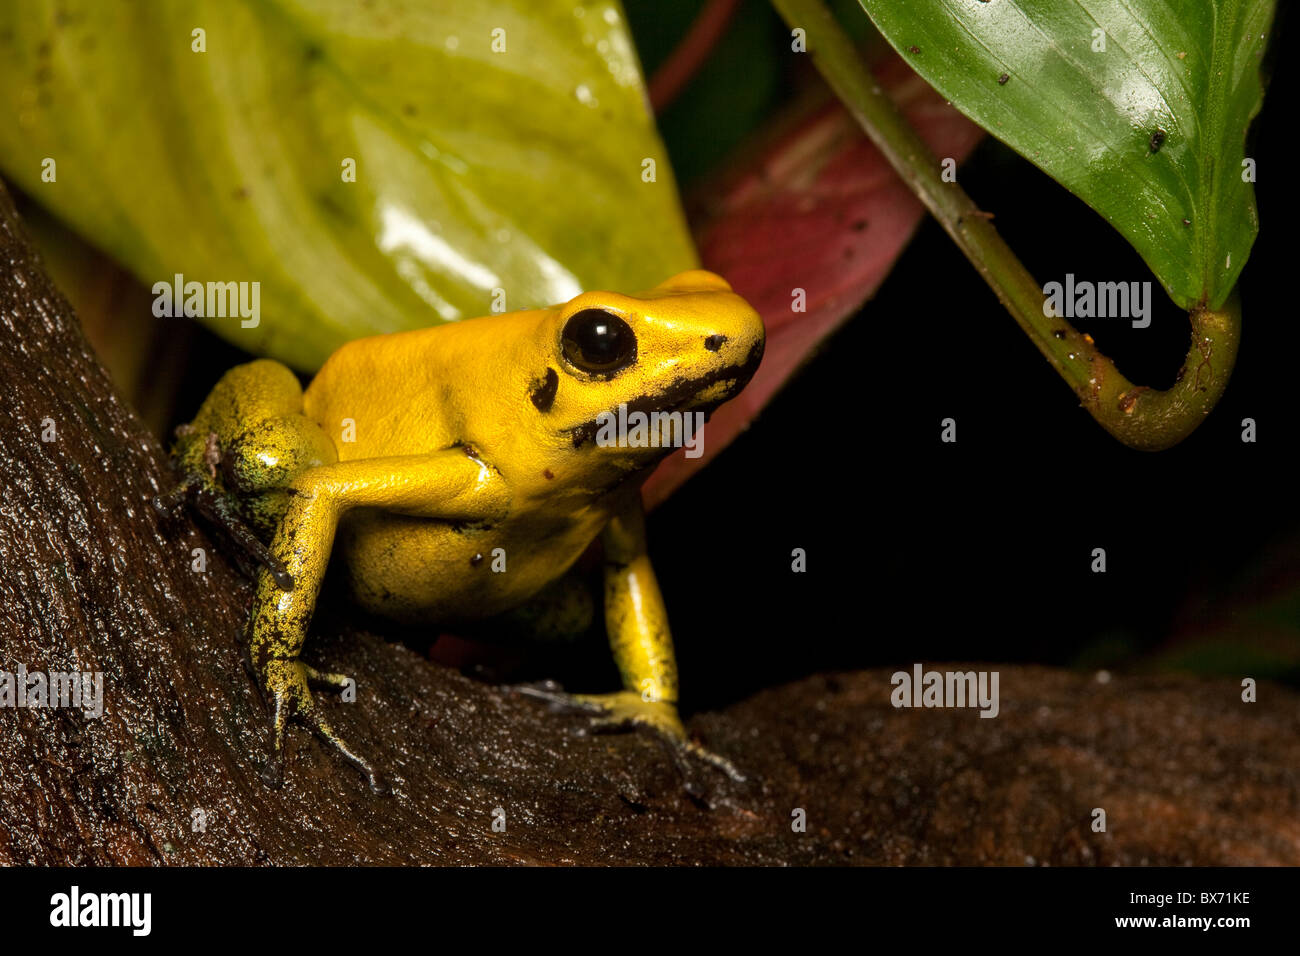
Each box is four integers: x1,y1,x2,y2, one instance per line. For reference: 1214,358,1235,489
576,691,748,786
513,684,746,786
258,658,390,795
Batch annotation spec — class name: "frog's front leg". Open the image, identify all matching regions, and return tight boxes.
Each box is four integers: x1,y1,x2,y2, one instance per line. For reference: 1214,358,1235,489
251,449,508,792
579,495,680,728
531,494,745,783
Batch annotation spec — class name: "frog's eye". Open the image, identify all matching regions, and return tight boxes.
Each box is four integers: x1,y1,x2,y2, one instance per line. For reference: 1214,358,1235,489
561,309,637,375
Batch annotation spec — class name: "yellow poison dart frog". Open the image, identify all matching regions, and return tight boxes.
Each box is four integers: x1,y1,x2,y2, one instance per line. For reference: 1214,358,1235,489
158,270,764,792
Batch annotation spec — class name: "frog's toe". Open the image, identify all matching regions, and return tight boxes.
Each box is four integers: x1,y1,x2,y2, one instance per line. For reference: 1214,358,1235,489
151,475,197,518
298,685,390,794
675,738,747,785
297,699,391,794
260,752,285,789
259,683,291,789
585,698,747,784
311,719,389,796
508,679,605,715
301,662,354,691
259,658,390,794
520,688,748,787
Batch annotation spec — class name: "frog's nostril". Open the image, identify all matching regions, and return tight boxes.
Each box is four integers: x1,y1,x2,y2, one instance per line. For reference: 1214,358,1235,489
704,334,727,352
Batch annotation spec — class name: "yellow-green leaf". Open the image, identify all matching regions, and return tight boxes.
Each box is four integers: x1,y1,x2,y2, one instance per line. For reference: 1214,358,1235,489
0,0,696,369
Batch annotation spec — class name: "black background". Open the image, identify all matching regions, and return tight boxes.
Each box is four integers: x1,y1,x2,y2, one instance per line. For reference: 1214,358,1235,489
6,864,1289,941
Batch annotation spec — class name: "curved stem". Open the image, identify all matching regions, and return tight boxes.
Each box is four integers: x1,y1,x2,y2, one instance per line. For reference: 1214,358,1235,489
769,0,1241,451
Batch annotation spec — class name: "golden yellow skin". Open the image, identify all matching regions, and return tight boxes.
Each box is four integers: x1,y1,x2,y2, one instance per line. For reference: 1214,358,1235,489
165,270,764,791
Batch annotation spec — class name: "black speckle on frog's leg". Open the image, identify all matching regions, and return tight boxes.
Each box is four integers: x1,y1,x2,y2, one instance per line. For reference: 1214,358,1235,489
530,367,559,412
1053,329,1068,340
542,468,554,480
704,335,727,352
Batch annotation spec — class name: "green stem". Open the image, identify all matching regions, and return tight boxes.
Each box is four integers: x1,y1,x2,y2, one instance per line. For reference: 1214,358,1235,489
770,0,1240,451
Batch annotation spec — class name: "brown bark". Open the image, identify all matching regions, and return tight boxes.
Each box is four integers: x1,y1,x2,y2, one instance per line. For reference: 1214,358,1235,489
1,178,1297,866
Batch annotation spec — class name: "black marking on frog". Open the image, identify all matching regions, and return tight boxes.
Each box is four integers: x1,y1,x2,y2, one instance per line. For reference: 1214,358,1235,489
530,368,559,412
565,339,764,448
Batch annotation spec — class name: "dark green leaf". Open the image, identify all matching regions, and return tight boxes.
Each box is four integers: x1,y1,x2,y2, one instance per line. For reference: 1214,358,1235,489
858,0,1275,309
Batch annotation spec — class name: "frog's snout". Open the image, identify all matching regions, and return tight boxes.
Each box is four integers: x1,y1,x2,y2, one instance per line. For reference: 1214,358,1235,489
702,298,766,396
712,330,764,395
661,304,764,420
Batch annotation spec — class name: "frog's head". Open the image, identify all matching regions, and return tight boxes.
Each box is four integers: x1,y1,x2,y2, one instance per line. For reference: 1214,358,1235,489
521,270,764,486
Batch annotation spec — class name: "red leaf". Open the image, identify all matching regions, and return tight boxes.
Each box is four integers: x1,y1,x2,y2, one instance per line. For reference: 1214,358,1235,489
643,56,983,508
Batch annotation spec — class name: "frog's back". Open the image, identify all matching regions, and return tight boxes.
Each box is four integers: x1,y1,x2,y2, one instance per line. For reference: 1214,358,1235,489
302,309,551,461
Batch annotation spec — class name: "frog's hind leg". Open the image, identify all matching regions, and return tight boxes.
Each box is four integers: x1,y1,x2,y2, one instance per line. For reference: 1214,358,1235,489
160,359,336,590
153,460,294,588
